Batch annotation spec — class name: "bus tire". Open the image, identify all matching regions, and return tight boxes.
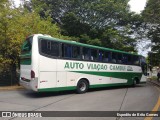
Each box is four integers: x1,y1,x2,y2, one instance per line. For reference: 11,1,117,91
132,80,136,87
76,79,89,94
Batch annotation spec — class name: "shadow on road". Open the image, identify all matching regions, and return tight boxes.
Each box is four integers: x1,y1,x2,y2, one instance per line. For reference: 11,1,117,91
17,84,146,98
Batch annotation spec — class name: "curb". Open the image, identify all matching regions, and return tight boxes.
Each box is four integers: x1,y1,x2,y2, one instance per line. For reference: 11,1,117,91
148,80,160,87
0,85,24,91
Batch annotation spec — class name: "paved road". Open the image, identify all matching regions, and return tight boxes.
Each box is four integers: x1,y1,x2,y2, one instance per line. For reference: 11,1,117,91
0,83,159,120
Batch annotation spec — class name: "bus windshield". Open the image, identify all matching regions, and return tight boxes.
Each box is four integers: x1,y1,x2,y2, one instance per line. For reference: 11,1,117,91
22,36,33,54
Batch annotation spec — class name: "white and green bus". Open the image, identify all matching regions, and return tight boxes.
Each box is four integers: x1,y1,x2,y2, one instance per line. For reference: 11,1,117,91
20,34,147,93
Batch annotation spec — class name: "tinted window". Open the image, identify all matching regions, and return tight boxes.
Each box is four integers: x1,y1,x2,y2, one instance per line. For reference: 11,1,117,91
133,56,139,65
41,40,59,57
82,47,90,60
128,55,132,64
112,52,117,63
122,54,128,64
72,46,80,59
122,54,132,64
22,36,33,53
117,53,123,64
62,44,72,58
98,50,112,62
98,50,105,61
91,49,97,61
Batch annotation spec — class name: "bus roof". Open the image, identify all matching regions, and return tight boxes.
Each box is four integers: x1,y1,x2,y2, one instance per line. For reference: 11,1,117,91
37,34,141,56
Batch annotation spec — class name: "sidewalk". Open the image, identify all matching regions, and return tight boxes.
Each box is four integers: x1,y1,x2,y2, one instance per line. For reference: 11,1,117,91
0,85,24,91
148,78,160,87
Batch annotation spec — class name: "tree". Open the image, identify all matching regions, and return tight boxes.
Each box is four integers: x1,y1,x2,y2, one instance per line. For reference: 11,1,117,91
0,1,63,85
31,0,138,52
142,0,160,66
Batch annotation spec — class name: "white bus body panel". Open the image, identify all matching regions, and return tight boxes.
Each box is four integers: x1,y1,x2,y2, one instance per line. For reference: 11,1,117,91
39,55,57,89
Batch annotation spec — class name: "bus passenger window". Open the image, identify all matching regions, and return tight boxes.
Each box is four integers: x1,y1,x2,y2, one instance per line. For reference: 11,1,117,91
103,51,111,62
72,46,80,59
22,37,32,53
133,56,139,65
112,52,117,63
82,47,90,60
41,40,59,57
98,50,105,61
117,53,122,64
128,55,132,64
122,54,132,64
122,54,128,64
91,49,97,61
62,44,72,58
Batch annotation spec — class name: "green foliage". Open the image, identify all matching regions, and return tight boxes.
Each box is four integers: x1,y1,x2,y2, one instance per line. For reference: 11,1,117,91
0,1,63,84
0,0,146,85
142,0,160,66
31,0,138,53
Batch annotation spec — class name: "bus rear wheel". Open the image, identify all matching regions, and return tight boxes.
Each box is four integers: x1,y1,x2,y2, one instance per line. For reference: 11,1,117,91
76,79,89,94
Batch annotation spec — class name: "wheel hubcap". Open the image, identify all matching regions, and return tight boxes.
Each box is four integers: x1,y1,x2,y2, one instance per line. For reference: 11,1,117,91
79,82,86,91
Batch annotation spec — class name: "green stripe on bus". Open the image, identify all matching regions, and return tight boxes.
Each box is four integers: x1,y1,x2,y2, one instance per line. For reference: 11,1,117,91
20,53,31,65
72,71,142,84
38,83,129,92
89,83,128,88
38,86,76,92
20,59,31,65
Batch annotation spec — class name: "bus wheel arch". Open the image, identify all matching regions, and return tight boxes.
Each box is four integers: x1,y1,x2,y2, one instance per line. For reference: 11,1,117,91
132,77,140,87
134,77,140,84
76,78,89,94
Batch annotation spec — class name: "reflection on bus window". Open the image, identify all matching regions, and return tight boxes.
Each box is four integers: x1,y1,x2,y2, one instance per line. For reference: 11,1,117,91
128,55,132,64
72,46,80,59
41,40,59,57
122,54,132,64
133,56,139,65
98,50,111,62
82,47,90,60
112,52,117,63
91,49,97,61
22,37,33,54
62,44,72,58
117,53,123,64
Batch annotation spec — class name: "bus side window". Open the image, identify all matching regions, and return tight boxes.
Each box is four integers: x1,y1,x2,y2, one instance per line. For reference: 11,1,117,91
133,56,140,65
62,44,72,58
41,40,59,57
122,54,128,64
41,40,47,54
91,49,97,61
128,55,132,64
117,53,122,64
72,46,80,59
103,51,111,62
98,50,104,61
22,38,32,53
82,47,90,60
122,54,132,65
112,52,117,63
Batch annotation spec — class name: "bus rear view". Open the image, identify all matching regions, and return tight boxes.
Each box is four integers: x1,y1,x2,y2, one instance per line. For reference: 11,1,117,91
20,35,39,91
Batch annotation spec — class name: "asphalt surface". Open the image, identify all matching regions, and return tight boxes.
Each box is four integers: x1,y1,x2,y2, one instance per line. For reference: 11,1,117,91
0,82,159,120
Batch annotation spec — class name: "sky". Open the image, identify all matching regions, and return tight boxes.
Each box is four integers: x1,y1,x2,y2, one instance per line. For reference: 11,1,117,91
128,0,147,13
13,0,149,56
14,0,147,13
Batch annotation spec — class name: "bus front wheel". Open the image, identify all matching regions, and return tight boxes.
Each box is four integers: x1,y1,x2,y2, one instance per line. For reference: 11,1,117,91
132,80,137,87
76,79,89,94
